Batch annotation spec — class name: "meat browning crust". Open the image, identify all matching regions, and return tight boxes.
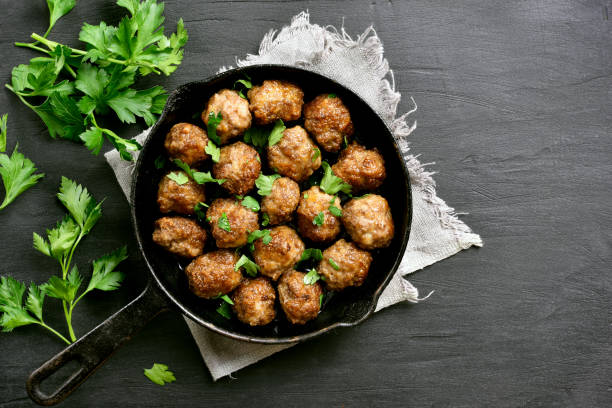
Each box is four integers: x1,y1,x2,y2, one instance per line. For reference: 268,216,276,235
232,277,276,326
203,89,252,144
342,194,394,249
248,80,304,125
318,239,373,290
303,94,354,152
164,123,209,165
331,143,386,192
277,270,322,325
185,250,242,299
152,216,206,258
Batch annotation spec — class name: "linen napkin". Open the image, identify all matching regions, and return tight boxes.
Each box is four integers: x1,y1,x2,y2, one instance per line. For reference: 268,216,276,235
105,11,482,380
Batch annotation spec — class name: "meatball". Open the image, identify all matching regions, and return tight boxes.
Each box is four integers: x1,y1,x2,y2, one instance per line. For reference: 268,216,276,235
152,216,206,258
212,141,261,195
206,198,259,248
332,143,386,192
318,239,373,291
185,250,242,299
231,277,276,326
296,186,342,243
202,89,252,144
157,171,205,215
278,270,322,325
267,126,321,183
248,80,304,125
343,194,394,249
164,123,209,166
252,226,305,281
260,177,300,225
303,94,354,152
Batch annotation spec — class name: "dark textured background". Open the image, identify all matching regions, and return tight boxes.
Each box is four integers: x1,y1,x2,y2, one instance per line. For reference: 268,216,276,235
1,1,611,407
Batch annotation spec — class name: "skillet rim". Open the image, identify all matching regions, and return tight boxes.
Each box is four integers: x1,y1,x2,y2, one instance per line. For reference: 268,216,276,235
130,64,412,344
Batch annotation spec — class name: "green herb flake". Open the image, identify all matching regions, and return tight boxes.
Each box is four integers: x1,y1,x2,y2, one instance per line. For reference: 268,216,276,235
319,161,351,195
304,193,309,199
343,136,349,148
243,127,269,149
205,140,221,162
261,212,270,227
356,193,371,199
303,268,322,285
248,229,271,245
214,293,234,305
174,159,224,185
154,155,166,169
167,171,188,185
0,146,45,210
311,147,320,162
234,78,252,99
234,254,260,277
193,202,208,220
144,363,176,386
241,196,260,212
218,212,231,232
319,293,324,308
0,114,7,153
312,211,325,226
328,93,337,98
299,248,323,263
328,205,342,217
216,302,232,319
207,112,223,145
268,119,286,146
328,258,340,270
255,173,281,196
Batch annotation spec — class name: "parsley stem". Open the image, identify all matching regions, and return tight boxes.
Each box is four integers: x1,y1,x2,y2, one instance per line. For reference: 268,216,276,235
14,42,52,55
38,321,71,345
62,300,76,342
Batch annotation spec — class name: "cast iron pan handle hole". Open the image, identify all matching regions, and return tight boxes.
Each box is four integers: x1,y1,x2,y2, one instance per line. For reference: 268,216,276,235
27,354,88,406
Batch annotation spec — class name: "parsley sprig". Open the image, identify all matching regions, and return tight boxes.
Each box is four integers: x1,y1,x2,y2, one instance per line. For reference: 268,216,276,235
144,363,176,386
0,145,45,211
319,161,351,195
1,178,128,343
7,0,188,160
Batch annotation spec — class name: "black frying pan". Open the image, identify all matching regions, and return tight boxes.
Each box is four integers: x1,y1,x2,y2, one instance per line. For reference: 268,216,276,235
26,65,412,406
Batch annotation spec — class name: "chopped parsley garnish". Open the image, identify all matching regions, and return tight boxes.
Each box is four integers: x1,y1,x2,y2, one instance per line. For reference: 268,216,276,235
214,293,234,305
207,112,223,144
268,119,286,146
328,205,342,217
244,127,269,149
193,202,208,220
319,161,351,195
255,173,280,196
312,211,325,226
328,93,337,98
303,268,322,285
234,78,252,99
205,140,220,162
319,293,324,308
261,212,270,226
304,193,309,199
218,212,231,232
173,159,225,185
216,302,232,319
241,195,260,212
167,171,188,185
328,258,340,270
343,136,349,148
234,254,259,277
311,147,320,162
248,229,272,245
144,363,176,386
299,248,323,262
154,155,166,169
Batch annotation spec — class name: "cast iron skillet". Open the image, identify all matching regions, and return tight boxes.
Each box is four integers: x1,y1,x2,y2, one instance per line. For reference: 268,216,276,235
26,65,412,406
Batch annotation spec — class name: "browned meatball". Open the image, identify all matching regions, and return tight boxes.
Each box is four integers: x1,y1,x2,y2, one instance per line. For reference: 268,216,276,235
260,177,300,225
252,226,304,281
248,80,304,125
343,194,394,249
212,141,261,195
157,171,205,215
185,250,242,299
206,198,259,248
267,126,321,183
202,89,252,144
164,123,209,165
318,239,373,291
296,186,342,243
303,94,354,152
278,270,322,325
152,216,206,258
332,143,386,192
231,277,276,326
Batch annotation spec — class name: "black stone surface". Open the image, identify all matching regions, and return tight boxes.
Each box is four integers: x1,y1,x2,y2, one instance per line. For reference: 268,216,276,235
0,1,610,406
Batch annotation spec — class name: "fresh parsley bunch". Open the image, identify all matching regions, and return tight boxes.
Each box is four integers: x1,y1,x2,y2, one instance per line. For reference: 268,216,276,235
6,0,188,160
0,178,128,343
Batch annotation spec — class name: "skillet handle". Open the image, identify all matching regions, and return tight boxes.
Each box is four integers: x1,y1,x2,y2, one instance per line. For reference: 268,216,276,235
26,282,170,406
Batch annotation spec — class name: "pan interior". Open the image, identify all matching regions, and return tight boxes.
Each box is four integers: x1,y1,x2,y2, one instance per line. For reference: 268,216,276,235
132,65,411,342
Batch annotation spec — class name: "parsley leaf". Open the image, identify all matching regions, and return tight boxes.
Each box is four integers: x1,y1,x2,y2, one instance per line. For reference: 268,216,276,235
247,229,271,245
243,127,269,149
173,159,225,185
241,196,260,212
319,161,351,195
218,212,231,232
0,114,7,153
303,269,322,285
328,258,341,271
328,204,342,217
205,140,220,162
234,78,252,99
0,277,40,332
299,248,323,263
268,119,286,146
0,146,45,210
319,293,324,308
356,193,371,199
234,254,259,277
86,246,127,292
216,302,232,319
312,212,325,226
328,93,336,98
255,173,280,196
47,0,76,34
214,293,234,305
207,112,222,145
193,202,208,220
311,147,320,162
144,363,176,386
57,176,103,233
167,171,188,185
154,155,166,169
261,212,270,227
